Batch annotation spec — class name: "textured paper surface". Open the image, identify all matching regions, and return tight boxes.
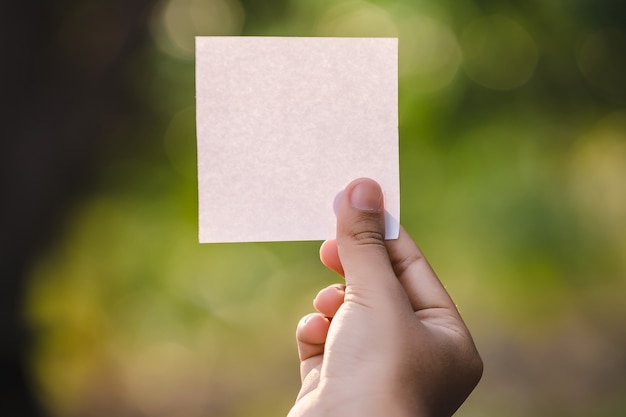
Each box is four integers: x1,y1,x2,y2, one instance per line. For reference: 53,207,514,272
196,37,399,243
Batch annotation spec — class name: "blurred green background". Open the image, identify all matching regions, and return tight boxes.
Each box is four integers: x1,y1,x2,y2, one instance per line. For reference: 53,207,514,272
4,0,626,416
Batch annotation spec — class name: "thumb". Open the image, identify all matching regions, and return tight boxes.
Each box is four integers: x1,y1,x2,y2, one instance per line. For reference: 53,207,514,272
336,178,398,293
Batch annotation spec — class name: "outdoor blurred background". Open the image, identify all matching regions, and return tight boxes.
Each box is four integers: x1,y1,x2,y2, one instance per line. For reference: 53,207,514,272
2,0,625,416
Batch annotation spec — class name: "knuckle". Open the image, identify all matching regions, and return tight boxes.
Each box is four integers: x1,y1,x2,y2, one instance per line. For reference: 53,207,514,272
350,229,386,247
393,252,423,277
469,353,484,384
459,342,483,386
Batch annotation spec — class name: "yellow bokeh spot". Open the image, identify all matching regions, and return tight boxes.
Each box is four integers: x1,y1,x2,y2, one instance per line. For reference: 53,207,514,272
569,109,626,224
397,14,461,92
315,0,398,38
150,0,245,59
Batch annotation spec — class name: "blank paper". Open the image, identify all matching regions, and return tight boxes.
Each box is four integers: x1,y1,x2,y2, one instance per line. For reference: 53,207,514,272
196,36,399,243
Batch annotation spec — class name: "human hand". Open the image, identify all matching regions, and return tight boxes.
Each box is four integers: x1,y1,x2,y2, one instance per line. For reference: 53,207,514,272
288,178,482,417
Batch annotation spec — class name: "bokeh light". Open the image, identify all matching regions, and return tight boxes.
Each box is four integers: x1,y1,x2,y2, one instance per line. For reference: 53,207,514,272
397,13,461,91
569,109,626,241
314,0,398,37
150,0,245,59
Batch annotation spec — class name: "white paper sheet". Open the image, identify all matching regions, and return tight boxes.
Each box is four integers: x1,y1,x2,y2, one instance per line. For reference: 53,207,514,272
196,37,399,243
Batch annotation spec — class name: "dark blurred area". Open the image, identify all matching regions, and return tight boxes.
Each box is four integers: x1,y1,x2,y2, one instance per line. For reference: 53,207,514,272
1,1,157,415
1,0,625,416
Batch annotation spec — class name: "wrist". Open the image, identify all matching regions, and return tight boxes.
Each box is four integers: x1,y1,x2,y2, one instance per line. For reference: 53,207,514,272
315,383,424,417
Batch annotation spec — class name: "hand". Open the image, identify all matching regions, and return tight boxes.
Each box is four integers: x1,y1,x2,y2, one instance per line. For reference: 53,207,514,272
288,178,482,417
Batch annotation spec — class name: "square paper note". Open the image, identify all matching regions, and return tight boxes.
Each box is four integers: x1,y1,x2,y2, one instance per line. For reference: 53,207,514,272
196,37,399,243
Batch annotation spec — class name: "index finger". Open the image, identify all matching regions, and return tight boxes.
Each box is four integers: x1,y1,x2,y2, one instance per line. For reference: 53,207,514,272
319,239,344,277
386,226,460,315
321,227,460,316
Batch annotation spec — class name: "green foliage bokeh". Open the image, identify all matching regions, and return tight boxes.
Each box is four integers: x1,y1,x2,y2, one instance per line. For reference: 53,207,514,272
25,0,626,416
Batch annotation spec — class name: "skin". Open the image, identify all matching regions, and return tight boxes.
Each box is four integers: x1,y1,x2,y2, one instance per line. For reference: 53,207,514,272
288,178,483,417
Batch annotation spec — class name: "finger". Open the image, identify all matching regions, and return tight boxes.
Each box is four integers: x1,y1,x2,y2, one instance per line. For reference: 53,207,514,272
319,239,344,276
313,284,345,317
335,178,400,294
296,313,330,362
296,313,329,386
385,226,460,316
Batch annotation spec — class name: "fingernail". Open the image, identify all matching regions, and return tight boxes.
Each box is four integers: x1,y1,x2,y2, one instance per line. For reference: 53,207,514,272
349,180,383,211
